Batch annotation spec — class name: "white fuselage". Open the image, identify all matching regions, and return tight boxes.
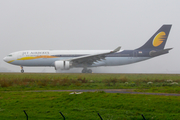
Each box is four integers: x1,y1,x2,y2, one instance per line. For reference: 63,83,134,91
3,50,149,68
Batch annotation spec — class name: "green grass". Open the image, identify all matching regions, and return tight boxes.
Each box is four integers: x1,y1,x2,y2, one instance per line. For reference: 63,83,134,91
0,73,180,93
0,73,180,119
0,91,180,120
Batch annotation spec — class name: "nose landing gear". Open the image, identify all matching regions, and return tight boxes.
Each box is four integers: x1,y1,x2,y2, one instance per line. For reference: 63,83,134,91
20,66,24,73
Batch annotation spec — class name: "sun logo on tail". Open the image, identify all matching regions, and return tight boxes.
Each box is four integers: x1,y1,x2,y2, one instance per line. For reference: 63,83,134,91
153,31,166,47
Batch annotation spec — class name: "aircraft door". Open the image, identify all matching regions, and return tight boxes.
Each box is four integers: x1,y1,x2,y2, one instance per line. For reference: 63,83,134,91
133,51,138,57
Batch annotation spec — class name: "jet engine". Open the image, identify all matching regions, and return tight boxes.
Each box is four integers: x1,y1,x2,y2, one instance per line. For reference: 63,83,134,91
54,61,72,70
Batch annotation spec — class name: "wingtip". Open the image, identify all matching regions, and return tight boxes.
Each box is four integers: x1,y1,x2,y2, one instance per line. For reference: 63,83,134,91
113,46,121,52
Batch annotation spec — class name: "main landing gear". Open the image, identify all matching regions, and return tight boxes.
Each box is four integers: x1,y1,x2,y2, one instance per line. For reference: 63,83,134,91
20,66,24,73
81,68,92,73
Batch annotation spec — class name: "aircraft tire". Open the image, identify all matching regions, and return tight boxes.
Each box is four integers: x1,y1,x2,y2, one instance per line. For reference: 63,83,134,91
87,69,92,73
82,69,87,73
21,69,24,73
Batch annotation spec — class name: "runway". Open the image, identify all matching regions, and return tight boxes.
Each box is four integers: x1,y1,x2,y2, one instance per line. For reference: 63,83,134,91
26,89,180,96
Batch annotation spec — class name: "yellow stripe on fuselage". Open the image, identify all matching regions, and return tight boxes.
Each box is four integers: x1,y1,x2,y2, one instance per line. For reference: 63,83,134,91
8,60,15,63
17,55,58,60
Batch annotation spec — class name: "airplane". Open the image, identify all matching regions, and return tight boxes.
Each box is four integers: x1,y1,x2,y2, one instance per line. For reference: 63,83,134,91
3,24,172,73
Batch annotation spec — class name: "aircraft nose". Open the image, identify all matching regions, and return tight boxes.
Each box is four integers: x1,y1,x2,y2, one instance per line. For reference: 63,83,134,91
3,57,7,62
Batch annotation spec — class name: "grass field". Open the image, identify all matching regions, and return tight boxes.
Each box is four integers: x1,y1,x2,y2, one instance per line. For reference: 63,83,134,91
0,73,180,93
1,91,180,120
0,73,180,120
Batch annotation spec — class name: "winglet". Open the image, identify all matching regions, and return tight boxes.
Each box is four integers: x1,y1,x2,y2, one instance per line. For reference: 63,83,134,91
111,46,121,53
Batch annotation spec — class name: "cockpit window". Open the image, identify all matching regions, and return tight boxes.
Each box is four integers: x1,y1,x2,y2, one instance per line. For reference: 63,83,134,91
8,55,12,57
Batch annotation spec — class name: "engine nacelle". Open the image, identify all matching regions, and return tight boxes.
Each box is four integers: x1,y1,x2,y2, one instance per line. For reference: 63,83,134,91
54,61,71,70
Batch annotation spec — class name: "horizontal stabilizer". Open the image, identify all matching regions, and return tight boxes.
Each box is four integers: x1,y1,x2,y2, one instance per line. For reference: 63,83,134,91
149,48,173,57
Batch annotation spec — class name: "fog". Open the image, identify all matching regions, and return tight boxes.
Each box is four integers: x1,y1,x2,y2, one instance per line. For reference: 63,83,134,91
0,0,179,73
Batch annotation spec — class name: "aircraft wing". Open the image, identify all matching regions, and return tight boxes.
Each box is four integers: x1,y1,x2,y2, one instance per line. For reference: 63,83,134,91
67,46,121,65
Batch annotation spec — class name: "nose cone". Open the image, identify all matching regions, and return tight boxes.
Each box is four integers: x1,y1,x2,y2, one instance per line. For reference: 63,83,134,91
3,57,7,62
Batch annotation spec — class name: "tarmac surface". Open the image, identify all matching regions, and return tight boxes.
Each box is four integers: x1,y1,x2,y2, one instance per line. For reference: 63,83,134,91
27,89,180,96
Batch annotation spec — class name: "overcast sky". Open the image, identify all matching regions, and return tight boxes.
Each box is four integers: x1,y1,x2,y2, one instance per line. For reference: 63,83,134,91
0,0,179,73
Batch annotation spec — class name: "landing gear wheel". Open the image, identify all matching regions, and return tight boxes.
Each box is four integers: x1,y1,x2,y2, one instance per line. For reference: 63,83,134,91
81,68,92,73
87,69,92,73
82,68,87,73
21,69,24,73
20,66,24,73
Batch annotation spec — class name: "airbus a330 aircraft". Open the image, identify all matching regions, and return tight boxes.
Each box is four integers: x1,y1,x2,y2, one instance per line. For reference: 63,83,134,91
4,25,172,73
